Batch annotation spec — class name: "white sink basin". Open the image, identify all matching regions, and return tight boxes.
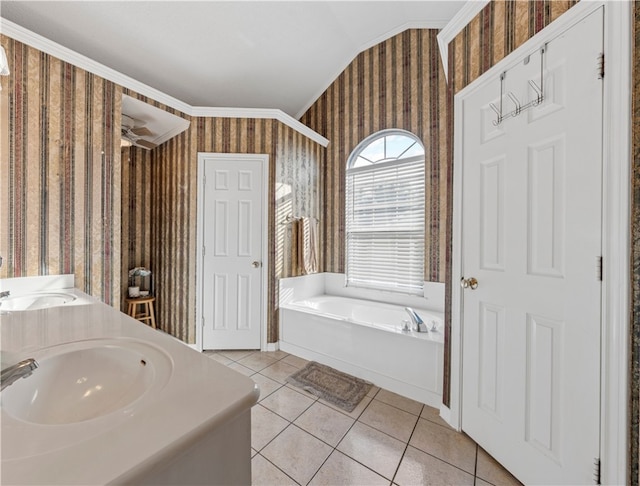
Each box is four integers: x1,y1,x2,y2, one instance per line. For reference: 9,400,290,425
1,339,173,426
1,292,77,311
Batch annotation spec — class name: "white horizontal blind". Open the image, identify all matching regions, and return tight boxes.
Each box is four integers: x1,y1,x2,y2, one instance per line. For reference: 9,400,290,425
346,156,425,294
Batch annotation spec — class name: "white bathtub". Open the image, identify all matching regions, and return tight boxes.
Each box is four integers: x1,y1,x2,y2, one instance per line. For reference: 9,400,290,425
279,295,444,407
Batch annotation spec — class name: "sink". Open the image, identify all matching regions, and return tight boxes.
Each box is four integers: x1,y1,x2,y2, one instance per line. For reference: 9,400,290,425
1,292,77,311
1,339,173,426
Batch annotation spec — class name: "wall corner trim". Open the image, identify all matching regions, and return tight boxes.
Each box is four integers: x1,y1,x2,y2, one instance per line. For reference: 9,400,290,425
436,0,490,81
0,16,329,148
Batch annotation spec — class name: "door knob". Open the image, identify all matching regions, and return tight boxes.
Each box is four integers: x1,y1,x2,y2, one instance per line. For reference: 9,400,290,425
460,277,479,290
251,261,261,268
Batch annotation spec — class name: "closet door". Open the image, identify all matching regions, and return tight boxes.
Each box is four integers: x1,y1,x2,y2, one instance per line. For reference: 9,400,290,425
201,154,266,350
460,9,603,484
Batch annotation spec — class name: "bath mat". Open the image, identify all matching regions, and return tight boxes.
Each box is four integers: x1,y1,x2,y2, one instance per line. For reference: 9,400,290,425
286,361,372,412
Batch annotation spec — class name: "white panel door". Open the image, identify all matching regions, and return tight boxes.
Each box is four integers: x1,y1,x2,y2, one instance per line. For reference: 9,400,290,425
202,155,264,350
461,9,603,484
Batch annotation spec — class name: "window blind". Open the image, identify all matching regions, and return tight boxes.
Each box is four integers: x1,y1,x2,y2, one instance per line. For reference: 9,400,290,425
346,156,425,294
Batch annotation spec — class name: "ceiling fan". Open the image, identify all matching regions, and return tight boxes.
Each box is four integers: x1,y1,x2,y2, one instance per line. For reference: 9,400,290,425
121,114,157,150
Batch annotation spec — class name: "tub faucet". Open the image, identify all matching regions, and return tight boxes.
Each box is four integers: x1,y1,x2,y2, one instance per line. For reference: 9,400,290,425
1,358,39,391
405,307,428,332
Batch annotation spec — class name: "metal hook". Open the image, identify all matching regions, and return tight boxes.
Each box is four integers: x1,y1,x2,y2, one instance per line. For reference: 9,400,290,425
528,80,543,105
507,92,522,116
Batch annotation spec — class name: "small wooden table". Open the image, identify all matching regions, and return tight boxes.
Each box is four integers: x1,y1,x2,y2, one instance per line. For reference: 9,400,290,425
126,296,156,329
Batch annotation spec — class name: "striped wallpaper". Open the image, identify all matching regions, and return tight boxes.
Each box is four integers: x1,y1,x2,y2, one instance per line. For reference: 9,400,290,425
0,39,323,345
631,3,640,483
120,110,323,344
449,0,579,95
0,35,122,305
120,146,152,311
300,28,448,283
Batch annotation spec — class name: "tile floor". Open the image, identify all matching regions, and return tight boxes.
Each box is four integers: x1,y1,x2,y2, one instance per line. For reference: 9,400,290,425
204,349,522,486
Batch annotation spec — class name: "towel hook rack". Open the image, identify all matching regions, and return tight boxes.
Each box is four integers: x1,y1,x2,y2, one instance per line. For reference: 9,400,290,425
489,43,546,126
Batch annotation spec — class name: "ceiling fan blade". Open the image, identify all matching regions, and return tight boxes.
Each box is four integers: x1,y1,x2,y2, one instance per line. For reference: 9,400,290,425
135,139,158,150
131,126,153,137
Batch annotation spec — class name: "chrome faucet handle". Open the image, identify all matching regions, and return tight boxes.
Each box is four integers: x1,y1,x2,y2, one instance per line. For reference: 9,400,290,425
405,307,431,332
1,358,39,391
0,290,10,299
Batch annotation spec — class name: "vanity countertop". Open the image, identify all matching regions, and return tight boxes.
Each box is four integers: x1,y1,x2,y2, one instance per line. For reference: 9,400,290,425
0,287,259,485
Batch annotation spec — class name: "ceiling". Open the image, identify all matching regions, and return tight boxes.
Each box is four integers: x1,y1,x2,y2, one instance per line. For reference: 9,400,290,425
0,1,465,118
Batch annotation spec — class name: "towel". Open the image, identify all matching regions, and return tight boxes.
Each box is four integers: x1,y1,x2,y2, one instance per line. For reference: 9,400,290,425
299,217,318,275
289,218,300,276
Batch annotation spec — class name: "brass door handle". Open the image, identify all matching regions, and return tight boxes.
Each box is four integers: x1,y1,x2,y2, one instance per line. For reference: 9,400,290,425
251,261,261,268
460,277,479,290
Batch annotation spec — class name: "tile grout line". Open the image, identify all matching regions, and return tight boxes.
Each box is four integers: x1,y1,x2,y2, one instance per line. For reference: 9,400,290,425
216,351,499,485
389,403,425,485
255,451,302,486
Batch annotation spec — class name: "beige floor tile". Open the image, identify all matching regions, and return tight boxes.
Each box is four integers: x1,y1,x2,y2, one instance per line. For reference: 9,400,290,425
294,402,355,447
228,361,256,376
265,349,289,360
409,418,477,475
359,399,419,443
218,349,257,361
281,354,309,369
251,453,298,486
476,447,523,485
375,389,424,416
320,394,373,420
420,405,451,429
260,385,315,421
394,446,474,486
203,351,234,365
309,450,389,486
251,448,258,458
260,360,300,384
251,404,289,451
261,425,333,485
251,373,283,402
476,480,492,486
367,385,381,398
238,352,279,372
336,422,406,481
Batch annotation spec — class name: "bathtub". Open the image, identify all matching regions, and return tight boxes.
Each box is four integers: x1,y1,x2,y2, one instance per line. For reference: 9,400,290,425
279,295,444,407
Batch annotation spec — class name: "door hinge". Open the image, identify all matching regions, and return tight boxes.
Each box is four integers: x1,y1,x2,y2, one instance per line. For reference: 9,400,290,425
202,246,206,257
202,316,205,328
597,52,605,79
596,256,603,281
593,457,601,484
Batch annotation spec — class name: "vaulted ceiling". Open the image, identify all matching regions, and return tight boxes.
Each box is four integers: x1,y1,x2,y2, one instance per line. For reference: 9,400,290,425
0,1,465,118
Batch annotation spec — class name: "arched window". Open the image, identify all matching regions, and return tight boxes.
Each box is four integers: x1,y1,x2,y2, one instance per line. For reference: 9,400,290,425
345,130,425,294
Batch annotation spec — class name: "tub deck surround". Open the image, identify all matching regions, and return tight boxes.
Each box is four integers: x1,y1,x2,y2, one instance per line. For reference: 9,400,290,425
0,285,259,485
279,276,445,408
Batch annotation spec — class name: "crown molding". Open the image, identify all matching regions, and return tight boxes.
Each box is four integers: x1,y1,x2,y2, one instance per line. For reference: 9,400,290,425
437,0,490,81
191,107,329,147
0,18,193,115
0,17,329,147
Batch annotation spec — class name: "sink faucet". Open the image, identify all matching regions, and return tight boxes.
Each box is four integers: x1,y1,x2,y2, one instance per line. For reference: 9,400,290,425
1,358,39,391
0,291,9,313
405,307,428,332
